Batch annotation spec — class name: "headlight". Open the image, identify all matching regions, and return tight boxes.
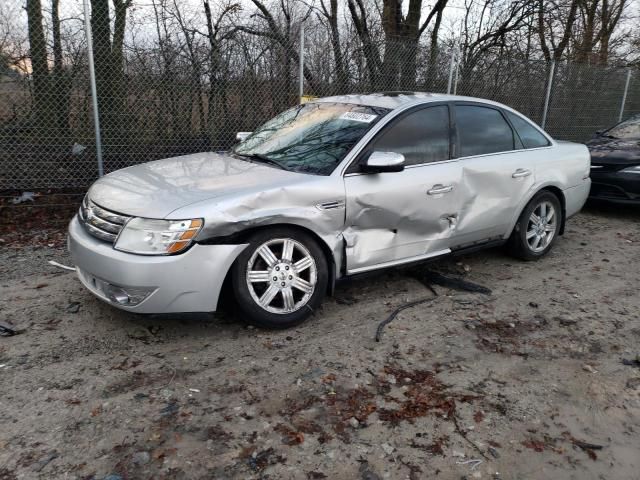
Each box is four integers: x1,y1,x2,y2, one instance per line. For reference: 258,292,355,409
115,218,203,255
621,166,640,174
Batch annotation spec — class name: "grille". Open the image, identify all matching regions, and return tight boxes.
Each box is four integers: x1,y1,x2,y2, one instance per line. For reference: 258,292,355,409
78,196,130,243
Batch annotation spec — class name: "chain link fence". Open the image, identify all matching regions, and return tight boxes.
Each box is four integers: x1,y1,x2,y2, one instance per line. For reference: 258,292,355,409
1,15,639,193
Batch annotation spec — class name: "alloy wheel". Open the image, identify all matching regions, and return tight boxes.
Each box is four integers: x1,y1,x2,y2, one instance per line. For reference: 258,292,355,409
526,200,557,253
245,238,317,314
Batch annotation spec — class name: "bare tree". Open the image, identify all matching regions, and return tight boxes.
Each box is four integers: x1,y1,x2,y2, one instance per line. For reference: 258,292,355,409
24,0,74,136
316,0,349,92
203,0,241,143
425,0,448,89
573,0,627,64
380,0,449,89
346,0,449,89
171,0,206,133
538,0,580,62
51,0,72,137
347,0,382,88
460,0,534,76
26,0,48,126
238,0,318,92
90,0,132,144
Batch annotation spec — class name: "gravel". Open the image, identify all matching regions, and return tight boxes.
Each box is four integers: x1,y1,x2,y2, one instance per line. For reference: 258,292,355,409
1,202,639,479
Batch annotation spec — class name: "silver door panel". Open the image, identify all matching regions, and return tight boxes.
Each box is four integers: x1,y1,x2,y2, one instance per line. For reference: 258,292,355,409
453,151,537,246
343,161,462,273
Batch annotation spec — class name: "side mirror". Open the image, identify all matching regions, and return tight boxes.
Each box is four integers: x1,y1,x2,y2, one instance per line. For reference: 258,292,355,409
362,151,405,173
236,131,252,141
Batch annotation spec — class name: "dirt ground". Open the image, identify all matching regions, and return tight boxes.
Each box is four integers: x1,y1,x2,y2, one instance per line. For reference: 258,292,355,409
1,202,639,480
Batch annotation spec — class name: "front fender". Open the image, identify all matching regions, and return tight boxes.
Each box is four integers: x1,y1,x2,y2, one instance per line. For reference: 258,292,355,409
170,181,347,281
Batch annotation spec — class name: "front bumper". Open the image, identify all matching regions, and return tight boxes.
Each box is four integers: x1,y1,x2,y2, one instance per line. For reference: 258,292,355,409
589,169,640,204
68,216,247,313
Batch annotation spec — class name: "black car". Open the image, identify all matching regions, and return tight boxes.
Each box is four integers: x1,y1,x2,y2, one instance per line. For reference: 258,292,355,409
587,114,640,203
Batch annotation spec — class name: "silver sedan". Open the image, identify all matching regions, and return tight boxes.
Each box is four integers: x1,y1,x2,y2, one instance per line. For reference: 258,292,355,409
68,92,591,328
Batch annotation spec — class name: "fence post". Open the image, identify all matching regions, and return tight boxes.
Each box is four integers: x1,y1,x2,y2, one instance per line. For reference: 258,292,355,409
83,0,103,177
299,22,305,103
453,56,460,95
619,69,632,122
541,60,555,130
447,47,456,94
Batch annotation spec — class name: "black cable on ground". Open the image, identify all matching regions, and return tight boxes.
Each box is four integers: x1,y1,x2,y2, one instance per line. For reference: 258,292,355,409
375,297,437,342
375,269,493,342
0,324,18,336
414,270,492,295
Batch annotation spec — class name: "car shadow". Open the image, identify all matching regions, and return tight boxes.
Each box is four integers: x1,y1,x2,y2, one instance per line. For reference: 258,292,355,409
92,245,508,337
105,256,465,337
98,304,247,341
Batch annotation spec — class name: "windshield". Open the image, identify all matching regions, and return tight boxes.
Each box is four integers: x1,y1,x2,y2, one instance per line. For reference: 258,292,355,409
233,102,390,175
605,116,640,139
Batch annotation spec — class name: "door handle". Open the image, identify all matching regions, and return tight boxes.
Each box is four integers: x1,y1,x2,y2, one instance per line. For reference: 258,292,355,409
427,184,454,195
512,168,532,178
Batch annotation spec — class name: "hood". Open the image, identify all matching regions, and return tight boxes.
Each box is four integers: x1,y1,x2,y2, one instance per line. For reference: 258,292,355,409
88,152,309,218
586,136,640,166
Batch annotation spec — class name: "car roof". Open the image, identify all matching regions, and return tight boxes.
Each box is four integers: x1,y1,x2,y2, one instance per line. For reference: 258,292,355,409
313,91,512,111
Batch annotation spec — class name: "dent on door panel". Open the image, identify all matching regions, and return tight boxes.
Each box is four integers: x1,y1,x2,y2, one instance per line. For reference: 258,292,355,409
454,155,536,246
343,164,463,273
343,192,446,269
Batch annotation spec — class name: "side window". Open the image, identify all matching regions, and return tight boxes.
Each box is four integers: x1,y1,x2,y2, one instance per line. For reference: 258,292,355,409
506,111,550,148
455,105,514,157
368,105,450,166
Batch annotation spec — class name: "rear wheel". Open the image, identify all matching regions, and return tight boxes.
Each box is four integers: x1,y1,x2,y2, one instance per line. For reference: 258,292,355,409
508,191,562,261
230,227,328,328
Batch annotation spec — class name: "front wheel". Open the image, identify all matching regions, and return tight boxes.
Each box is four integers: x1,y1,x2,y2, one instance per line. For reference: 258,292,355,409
230,227,328,328
508,191,562,261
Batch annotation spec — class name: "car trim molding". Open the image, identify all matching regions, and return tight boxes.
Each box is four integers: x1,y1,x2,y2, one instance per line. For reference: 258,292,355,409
346,248,451,275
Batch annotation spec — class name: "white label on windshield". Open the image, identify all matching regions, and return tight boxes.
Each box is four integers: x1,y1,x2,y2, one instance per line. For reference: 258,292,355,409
339,112,378,123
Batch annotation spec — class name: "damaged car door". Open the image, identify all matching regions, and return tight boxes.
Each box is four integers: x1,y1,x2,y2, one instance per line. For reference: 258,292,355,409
343,104,463,273
452,103,538,246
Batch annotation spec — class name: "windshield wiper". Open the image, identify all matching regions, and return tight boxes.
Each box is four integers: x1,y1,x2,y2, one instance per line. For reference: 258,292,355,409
236,152,288,170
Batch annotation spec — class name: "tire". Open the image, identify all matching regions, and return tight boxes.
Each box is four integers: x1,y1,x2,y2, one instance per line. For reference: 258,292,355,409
508,191,562,261
230,227,328,329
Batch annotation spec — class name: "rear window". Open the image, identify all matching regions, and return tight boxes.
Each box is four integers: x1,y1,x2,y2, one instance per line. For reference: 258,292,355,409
455,105,514,157
506,112,550,148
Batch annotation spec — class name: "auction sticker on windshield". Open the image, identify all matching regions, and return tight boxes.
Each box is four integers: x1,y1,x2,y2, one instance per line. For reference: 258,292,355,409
339,112,378,123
